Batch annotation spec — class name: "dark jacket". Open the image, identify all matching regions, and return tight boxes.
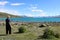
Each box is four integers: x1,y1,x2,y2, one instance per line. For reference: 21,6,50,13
6,18,11,28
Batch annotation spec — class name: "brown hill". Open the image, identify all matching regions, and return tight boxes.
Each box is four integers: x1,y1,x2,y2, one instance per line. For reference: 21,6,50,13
0,12,21,18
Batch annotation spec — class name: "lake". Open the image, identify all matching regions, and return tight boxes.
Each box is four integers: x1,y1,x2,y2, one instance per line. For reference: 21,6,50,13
0,17,60,22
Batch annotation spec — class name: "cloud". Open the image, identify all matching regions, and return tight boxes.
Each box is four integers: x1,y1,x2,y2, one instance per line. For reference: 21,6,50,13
0,1,25,6
31,6,37,9
36,13,48,17
0,8,20,15
0,1,9,6
11,3,25,6
32,10,48,17
26,6,48,17
32,9,44,12
21,14,34,17
29,5,44,13
28,6,38,10
22,13,47,17
0,8,47,17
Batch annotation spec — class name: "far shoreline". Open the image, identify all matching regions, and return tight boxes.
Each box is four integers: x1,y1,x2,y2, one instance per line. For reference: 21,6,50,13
0,20,60,23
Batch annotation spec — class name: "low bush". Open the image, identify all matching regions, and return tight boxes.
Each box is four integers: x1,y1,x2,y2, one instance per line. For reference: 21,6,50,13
42,28,55,39
55,33,60,38
18,27,26,33
42,28,60,39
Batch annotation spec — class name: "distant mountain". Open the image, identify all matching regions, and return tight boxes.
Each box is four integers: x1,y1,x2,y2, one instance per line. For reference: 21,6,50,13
49,15,60,18
0,12,21,18
54,15,60,18
40,15,60,18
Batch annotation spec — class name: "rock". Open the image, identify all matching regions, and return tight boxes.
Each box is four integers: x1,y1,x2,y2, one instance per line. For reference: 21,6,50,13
39,24,46,27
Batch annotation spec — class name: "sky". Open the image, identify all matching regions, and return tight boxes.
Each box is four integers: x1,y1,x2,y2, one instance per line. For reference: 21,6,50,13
0,0,60,17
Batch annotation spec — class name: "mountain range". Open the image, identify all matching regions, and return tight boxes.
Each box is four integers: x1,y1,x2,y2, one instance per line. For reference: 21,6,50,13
0,12,60,18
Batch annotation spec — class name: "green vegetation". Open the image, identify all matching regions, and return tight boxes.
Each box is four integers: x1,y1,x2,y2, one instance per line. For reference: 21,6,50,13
55,33,60,38
0,22,60,40
42,28,55,39
42,27,60,39
18,27,26,33
0,12,21,18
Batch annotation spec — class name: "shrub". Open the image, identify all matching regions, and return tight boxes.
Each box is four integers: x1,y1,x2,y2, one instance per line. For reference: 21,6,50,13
42,28,55,39
55,33,60,38
42,28,60,39
18,27,26,33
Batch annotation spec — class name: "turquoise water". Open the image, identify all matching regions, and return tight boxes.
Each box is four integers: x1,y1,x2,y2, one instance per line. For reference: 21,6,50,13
0,17,60,22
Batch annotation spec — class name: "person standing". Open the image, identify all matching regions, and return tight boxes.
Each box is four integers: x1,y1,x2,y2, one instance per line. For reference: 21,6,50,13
5,16,11,35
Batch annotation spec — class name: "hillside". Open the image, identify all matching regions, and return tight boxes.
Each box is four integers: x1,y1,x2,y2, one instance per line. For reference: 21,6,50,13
0,12,21,18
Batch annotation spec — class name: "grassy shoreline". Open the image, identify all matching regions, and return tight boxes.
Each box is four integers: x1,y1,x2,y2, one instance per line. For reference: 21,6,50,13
0,22,60,40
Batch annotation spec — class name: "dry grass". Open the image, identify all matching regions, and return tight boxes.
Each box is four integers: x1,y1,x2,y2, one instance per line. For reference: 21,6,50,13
0,22,60,40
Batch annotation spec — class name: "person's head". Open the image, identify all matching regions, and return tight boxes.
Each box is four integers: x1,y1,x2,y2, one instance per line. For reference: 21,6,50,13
7,15,10,18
